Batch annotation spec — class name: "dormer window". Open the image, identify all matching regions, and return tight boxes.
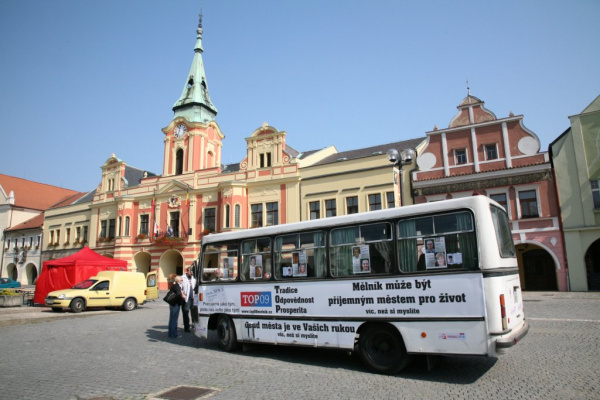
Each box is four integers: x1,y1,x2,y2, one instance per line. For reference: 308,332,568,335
259,153,272,168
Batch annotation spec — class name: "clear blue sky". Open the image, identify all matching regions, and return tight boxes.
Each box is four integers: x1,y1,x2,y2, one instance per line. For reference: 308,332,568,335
1,0,598,192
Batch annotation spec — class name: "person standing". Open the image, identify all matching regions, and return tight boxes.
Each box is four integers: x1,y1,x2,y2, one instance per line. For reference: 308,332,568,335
168,275,185,338
180,266,197,332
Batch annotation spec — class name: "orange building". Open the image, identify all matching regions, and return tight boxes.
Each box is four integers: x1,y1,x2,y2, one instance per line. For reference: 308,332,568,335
412,93,567,291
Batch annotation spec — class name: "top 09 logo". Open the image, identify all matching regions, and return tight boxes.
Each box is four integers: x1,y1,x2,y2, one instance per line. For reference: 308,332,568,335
241,291,272,307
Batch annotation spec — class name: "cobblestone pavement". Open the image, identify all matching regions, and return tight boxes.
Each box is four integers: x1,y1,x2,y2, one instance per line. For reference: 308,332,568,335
0,291,598,400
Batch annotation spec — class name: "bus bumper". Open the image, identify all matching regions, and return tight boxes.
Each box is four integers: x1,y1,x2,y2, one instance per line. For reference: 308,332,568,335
495,320,529,353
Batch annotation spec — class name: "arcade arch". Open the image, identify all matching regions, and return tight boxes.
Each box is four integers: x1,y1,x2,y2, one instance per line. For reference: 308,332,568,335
584,239,600,291
25,263,38,285
158,250,183,290
133,251,152,274
517,243,558,291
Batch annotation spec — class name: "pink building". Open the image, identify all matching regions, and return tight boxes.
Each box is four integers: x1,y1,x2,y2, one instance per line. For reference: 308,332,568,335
412,93,566,291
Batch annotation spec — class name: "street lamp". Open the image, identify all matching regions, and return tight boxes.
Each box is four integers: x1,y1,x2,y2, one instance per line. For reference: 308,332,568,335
387,148,416,207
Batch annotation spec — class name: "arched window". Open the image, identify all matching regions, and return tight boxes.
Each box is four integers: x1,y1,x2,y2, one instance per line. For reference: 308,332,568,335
124,216,130,237
235,204,241,228
225,204,231,228
176,149,184,175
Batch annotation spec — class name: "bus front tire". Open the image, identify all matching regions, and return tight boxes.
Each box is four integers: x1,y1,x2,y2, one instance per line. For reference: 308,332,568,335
359,323,410,375
216,315,238,351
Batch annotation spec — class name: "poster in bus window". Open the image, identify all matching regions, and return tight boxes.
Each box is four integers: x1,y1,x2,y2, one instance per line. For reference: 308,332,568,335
220,257,235,279
424,237,447,269
249,255,263,279
447,252,462,266
293,251,307,276
353,245,371,273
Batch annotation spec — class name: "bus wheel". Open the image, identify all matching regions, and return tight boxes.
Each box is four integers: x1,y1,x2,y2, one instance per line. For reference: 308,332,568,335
359,324,409,374
216,315,238,351
70,298,85,313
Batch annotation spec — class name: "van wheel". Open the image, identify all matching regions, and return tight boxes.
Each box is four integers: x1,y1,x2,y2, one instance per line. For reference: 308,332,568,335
216,315,238,351
70,298,85,313
358,323,410,375
123,298,137,311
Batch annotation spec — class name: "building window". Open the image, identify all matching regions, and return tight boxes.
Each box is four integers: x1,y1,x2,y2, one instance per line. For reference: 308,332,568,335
204,208,216,232
65,228,71,244
259,153,272,168
100,221,107,238
368,194,382,211
518,190,539,218
346,196,359,214
386,192,395,209
36,235,41,247
28,237,33,247
251,204,263,228
83,226,88,242
325,199,337,218
140,215,149,235
592,180,600,209
234,204,241,228
76,227,81,242
309,201,320,220
266,202,279,226
169,212,180,237
124,217,130,236
485,144,498,160
455,148,468,165
176,148,184,175
108,219,116,239
56,229,60,244
225,204,231,228
490,193,508,212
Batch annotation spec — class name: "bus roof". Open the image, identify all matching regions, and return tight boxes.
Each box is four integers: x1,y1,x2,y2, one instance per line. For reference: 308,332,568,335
202,196,499,245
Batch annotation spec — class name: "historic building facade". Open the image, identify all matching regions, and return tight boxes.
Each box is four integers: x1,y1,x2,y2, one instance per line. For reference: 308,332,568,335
550,95,600,291
412,94,567,291
0,174,81,284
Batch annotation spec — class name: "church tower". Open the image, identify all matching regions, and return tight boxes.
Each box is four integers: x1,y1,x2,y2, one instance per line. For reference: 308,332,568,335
162,14,224,177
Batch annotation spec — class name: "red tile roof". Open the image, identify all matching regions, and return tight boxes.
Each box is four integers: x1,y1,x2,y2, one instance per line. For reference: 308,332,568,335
0,174,80,211
5,213,45,231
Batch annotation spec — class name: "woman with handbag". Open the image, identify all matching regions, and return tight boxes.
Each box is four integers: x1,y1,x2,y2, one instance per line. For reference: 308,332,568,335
167,274,185,338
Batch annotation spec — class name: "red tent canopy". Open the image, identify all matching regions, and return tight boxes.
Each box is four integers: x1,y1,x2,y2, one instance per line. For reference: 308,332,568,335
34,247,127,304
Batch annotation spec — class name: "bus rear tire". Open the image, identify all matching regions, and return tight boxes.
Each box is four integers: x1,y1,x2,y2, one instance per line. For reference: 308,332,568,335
216,315,238,351
359,323,410,374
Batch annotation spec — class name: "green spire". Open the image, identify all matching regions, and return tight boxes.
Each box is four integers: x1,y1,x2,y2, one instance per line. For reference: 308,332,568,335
172,13,218,123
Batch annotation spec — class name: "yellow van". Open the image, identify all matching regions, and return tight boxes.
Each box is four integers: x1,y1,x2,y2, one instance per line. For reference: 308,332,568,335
45,271,158,313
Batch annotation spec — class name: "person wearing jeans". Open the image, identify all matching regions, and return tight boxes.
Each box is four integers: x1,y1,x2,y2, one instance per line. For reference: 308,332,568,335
168,275,184,338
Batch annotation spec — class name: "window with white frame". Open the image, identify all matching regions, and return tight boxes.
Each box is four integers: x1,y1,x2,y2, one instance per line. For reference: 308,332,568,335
368,193,382,211
225,204,231,228
140,215,149,235
455,148,468,165
484,144,498,160
518,189,539,218
234,204,241,228
266,202,278,226
325,199,337,217
204,208,216,232
309,201,320,220
386,192,395,209
490,192,509,214
591,180,600,209
251,204,263,228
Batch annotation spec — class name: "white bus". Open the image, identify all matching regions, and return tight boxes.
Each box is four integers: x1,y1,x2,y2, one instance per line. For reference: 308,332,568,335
194,196,528,374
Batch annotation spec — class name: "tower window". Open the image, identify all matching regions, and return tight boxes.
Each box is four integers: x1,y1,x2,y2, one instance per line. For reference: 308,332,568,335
176,149,184,175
